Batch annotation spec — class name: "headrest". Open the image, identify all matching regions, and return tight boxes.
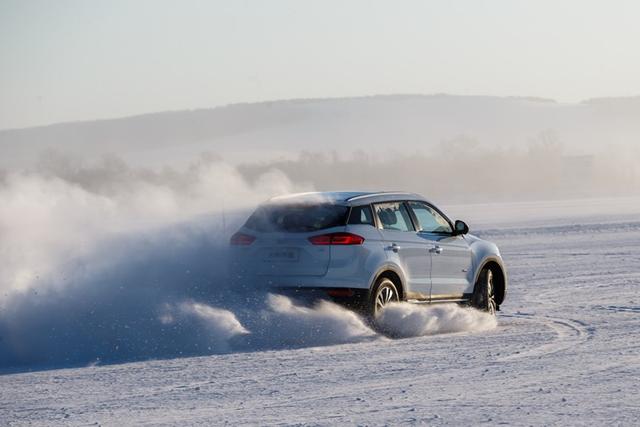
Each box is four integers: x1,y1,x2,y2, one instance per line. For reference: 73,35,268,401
380,208,397,225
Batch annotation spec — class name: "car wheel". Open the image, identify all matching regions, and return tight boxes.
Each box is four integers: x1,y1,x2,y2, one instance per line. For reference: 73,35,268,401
369,277,400,318
473,267,497,315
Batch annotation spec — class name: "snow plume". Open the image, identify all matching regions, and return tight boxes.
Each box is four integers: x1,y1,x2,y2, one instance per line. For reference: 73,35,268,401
377,303,497,338
0,153,494,371
0,154,304,369
238,294,378,349
0,154,373,370
159,302,250,353
0,152,298,295
160,294,378,354
0,220,241,368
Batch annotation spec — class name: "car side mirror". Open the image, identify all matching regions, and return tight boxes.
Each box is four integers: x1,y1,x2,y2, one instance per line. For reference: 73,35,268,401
453,220,469,236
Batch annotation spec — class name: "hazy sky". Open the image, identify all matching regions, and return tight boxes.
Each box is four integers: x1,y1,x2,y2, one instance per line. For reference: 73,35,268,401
1,0,639,130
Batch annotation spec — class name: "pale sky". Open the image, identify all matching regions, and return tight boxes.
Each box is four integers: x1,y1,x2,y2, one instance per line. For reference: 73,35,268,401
1,0,639,130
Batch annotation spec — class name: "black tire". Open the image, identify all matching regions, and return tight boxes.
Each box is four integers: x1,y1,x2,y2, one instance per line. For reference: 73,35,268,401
473,267,497,315
368,277,400,319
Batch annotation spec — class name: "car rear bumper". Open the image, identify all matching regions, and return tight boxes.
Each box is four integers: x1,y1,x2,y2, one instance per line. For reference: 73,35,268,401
227,272,373,310
230,274,370,290
273,286,369,308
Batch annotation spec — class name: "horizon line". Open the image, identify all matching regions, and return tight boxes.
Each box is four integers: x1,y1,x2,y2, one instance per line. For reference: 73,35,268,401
2,92,639,133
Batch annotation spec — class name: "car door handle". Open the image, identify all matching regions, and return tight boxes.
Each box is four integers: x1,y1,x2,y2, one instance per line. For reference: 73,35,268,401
387,243,401,253
429,246,443,254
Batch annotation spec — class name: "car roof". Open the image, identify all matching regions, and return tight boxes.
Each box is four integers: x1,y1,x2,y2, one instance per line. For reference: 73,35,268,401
268,191,430,206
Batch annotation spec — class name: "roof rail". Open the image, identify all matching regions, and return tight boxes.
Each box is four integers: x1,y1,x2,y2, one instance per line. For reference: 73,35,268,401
345,191,417,202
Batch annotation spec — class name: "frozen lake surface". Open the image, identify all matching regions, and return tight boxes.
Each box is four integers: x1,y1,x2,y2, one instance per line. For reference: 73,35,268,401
2,199,639,425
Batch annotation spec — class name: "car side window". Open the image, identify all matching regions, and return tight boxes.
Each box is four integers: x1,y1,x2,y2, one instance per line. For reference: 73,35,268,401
348,205,375,226
374,202,415,232
408,201,452,233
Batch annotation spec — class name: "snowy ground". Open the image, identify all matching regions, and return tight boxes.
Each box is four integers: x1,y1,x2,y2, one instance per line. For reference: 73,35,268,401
2,202,640,426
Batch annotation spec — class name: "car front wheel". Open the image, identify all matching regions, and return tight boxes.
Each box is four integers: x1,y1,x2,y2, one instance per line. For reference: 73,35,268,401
473,267,497,315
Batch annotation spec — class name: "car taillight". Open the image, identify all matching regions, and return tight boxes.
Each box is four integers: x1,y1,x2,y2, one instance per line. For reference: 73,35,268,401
308,232,365,245
230,232,256,245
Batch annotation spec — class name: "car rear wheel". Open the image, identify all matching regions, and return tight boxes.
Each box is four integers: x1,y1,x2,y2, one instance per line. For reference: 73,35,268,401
369,277,400,318
473,267,497,315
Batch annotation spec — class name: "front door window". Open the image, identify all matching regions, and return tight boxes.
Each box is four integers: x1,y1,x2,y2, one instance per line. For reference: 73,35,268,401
407,201,452,234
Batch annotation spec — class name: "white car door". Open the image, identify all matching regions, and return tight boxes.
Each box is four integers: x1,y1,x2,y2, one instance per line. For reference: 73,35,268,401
406,201,473,300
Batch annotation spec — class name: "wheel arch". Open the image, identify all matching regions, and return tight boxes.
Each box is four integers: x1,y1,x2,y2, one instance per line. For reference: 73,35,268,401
370,264,406,301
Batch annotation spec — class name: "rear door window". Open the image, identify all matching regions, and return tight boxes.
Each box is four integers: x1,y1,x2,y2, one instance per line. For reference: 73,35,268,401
373,202,415,232
245,204,349,232
347,205,374,226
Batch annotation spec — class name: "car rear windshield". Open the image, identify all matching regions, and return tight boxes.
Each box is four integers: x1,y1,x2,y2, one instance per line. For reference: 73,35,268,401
245,204,349,232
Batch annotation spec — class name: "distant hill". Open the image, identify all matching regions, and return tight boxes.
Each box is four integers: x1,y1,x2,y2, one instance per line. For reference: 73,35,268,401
2,94,640,168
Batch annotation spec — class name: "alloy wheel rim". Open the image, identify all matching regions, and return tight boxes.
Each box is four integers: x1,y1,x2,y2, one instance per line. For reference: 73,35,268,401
375,284,397,312
486,269,497,315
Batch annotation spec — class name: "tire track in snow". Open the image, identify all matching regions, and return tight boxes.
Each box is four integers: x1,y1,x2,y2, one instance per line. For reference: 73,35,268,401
497,313,593,362
592,305,640,313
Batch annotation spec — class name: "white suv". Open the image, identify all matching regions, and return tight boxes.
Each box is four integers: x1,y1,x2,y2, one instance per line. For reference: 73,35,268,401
230,191,506,318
